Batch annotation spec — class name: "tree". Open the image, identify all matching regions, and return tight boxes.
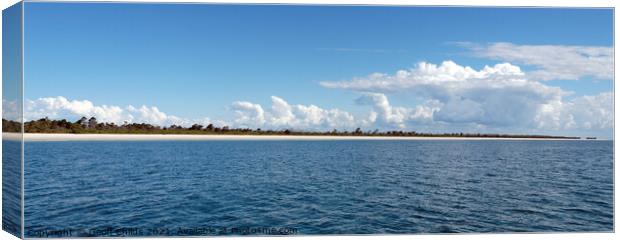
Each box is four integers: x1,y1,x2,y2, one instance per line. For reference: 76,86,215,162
76,117,88,127
189,124,203,130
169,125,184,130
354,127,362,135
88,117,98,129
2,119,22,133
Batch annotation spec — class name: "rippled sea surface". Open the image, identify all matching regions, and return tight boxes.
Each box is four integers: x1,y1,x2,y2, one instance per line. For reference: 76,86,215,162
3,140,22,237
24,140,613,236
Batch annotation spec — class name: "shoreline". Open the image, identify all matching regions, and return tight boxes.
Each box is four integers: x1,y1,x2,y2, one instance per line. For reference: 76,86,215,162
2,133,599,142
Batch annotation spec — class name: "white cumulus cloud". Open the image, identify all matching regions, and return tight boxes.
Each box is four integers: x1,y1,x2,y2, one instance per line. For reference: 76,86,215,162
2,98,21,121
464,42,613,81
231,101,266,127
230,94,445,131
231,96,365,130
355,92,440,129
535,92,613,131
23,96,218,127
319,60,612,134
320,60,526,92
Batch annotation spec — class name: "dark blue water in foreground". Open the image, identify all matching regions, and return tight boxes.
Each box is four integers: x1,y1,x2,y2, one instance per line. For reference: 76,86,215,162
2,140,22,238
24,140,613,236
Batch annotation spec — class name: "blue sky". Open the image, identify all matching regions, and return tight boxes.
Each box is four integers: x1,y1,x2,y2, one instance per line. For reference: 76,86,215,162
20,2,613,138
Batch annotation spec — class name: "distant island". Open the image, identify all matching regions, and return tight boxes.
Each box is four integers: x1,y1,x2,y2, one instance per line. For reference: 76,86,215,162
1,117,585,139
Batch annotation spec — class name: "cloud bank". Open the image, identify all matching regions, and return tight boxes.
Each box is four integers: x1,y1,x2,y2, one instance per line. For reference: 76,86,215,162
230,94,447,131
14,83,612,137
320,60,612,133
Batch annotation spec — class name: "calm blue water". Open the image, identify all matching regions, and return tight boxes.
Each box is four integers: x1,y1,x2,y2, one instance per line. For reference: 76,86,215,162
23,140,613,236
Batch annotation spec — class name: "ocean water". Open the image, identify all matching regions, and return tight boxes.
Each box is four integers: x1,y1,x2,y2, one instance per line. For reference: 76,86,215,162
23,140,613,237
2,140,22,238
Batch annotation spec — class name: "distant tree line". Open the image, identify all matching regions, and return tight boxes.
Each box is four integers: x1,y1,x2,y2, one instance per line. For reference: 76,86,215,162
1,117,581,139
2,119,21,132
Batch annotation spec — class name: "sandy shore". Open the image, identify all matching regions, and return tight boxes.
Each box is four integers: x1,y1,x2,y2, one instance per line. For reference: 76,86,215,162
0,133,588,142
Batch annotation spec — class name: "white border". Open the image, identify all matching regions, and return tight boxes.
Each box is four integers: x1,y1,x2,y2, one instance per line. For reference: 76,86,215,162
0,1,616,240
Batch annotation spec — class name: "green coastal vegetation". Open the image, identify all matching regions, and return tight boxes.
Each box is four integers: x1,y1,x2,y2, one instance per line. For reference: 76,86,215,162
2,117,582,139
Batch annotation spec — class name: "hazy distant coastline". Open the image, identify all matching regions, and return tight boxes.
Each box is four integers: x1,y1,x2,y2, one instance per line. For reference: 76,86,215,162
0,133,595,142
3,118,585,141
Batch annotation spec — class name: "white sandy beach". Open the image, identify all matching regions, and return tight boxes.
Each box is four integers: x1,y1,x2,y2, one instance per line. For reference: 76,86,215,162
0,133,589,142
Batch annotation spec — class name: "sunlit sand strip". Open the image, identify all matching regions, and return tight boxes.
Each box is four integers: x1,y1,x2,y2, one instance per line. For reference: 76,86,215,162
14,133,590,142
